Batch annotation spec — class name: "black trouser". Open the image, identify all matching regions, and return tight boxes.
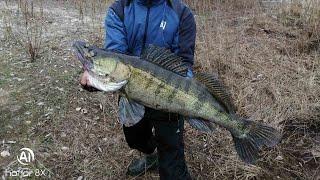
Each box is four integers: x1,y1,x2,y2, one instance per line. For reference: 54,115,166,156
123,107,191,180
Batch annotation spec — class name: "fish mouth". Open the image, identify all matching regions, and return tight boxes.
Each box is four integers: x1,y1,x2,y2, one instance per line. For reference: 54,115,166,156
73,41,94,71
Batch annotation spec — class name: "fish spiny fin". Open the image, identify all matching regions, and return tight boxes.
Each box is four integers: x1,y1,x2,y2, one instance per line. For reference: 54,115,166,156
195,72,236,114
141,45,189,77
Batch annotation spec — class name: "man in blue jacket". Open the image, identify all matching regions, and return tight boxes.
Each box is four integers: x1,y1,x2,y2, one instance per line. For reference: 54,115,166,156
80,0,196,179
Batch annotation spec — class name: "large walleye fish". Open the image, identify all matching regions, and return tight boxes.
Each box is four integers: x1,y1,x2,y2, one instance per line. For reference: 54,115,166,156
73,41,281,164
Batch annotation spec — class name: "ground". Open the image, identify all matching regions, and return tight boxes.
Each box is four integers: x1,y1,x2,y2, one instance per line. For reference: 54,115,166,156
0,0,319,179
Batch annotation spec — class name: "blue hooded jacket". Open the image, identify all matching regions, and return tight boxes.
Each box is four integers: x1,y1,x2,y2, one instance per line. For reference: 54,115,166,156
104,0,196,70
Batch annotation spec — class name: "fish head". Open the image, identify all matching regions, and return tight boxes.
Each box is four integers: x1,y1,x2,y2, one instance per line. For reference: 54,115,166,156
73,41,130,92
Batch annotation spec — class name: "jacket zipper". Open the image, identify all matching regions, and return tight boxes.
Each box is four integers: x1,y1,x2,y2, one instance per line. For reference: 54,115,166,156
142,1,151,50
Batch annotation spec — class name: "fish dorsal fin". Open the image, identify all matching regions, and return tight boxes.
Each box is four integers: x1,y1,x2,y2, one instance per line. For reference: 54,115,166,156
141,45,189,76
195,72,236,114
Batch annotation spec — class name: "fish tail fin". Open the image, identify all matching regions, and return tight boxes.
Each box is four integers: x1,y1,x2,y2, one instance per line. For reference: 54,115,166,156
231,118,281,164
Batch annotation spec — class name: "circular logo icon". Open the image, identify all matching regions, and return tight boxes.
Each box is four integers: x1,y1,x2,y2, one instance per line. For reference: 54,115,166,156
17,148,35,166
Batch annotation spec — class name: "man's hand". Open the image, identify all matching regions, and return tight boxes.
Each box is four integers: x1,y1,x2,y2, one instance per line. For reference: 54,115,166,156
80,71,91,87
79,71,99,92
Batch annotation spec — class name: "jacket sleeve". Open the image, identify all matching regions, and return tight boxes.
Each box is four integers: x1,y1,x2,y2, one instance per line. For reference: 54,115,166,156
173,6,196,68
104,8,128,53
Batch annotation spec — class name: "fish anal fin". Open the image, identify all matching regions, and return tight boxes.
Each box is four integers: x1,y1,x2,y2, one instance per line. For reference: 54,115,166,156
187,118,216,132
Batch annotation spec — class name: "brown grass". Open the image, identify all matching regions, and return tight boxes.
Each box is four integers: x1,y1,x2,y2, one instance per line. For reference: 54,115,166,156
190,0,320,178
3,0,45,62
0,0,319,179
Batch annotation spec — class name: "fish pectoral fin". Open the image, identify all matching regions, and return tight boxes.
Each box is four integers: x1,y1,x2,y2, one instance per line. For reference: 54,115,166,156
187,118,216,133
119,96,145,127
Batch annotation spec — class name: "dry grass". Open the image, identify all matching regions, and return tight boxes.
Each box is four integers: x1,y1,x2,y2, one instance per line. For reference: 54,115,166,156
0,0,319,179
3,0,46,61
189,0,319,178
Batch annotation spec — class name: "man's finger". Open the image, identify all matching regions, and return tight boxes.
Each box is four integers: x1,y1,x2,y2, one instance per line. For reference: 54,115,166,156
80,71,91,86
80,73,87,86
